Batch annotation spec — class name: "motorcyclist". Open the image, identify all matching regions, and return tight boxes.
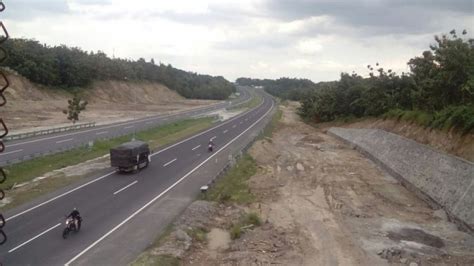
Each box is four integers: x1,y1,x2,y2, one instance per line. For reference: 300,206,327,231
208,139,215,151
67,208,81,230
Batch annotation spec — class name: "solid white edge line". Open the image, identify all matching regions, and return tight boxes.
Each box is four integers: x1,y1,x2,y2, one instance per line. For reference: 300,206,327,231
124,126,134,129
163,158,177,167
8,223,62,253
55,138,74,144
6,94,263,221
64,99,274,266
192,145,201,151
113,181,138,195
0,149,23,156
5,171,116,222
95,131,108,135
150,97,264,157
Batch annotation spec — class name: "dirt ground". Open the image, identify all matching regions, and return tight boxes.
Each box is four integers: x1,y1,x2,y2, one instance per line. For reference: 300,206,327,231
2,73,218,132
172,103,474,265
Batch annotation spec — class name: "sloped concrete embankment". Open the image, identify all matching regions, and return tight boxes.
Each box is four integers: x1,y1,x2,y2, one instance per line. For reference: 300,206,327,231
328,127,474,232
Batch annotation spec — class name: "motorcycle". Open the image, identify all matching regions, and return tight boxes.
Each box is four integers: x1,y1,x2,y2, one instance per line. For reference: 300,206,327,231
208,144,213,152
62,216,81,239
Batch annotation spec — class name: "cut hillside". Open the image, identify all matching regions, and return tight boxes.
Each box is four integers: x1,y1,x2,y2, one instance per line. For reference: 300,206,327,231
343,118,474,162
2,72,219,132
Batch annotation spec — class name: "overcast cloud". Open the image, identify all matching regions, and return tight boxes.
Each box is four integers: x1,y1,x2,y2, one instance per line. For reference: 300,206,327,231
3,0,473,81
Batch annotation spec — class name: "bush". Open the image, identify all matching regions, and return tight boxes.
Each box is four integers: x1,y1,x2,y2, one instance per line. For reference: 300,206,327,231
243,212,262,226
230,224,241,240
186,227,208,242
431,105,474,133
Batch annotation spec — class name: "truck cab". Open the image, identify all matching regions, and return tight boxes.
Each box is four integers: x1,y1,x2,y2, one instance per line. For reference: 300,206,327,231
110,140,150,173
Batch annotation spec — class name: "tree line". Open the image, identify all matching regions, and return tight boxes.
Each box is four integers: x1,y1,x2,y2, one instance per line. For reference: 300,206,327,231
240,30,474,133
1,38,235,100
236,77,317,101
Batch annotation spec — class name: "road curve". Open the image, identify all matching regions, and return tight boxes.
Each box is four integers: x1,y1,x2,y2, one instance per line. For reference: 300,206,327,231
0,88,274,265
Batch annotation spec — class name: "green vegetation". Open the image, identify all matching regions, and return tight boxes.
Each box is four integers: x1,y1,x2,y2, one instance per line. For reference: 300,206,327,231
131,225,178,266
205,154,257,204
63,94,88,124
236,77,318,101
1,117,214,211
230,224,242,240
2,38,235,99
132,254,180,266
243,212,262,227
186,227,208,242
262,108,283,140
298,30,474,132
230,212,262,240
228,91,262,111
384,105,474,133
240,30,474,133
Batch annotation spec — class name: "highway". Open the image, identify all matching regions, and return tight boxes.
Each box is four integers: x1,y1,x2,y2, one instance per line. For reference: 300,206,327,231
0,88,274,265
0,87,251,166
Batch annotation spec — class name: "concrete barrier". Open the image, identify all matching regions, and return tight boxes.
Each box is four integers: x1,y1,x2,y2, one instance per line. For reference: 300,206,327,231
328,127,474,231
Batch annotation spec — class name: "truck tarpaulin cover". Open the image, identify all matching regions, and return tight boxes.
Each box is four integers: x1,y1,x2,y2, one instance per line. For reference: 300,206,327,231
110,140,149,167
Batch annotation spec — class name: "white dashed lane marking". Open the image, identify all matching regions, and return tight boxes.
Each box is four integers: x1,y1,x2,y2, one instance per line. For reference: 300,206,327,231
56,138,73,144
163,158,177,167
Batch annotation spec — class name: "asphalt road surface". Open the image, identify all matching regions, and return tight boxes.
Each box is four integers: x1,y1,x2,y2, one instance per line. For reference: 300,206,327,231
0,87,251,166
0,88,274,265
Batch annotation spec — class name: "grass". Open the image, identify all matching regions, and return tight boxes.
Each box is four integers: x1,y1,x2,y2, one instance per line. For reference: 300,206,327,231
130,225,179,266
186,227,208,242
228,91,262,111
1,117,214,211
383,105,474,134
132,254,180,266
230,224,242,240
230,212,262,240
261,108,282,140
204,154,257,204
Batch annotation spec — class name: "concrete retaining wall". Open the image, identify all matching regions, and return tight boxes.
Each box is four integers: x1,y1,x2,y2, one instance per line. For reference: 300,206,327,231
328,127,474,231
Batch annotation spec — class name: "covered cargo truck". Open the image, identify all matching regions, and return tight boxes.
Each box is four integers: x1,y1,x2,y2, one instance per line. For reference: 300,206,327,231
110,140,150,172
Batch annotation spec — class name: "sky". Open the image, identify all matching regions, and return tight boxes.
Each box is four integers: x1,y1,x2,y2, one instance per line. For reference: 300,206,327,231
3,0,474,82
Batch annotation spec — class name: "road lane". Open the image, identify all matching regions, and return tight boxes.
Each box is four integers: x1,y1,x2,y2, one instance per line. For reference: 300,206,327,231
0,89,272,265
0,87,251,165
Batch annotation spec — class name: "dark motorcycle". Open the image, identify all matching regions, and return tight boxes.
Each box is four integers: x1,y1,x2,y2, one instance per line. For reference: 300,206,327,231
62,216,81,239
208,144,213,152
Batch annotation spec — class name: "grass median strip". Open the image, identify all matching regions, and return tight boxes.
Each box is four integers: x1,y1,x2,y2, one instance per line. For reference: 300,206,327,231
1,117,214,211
228,91,262,111
204,153,257,204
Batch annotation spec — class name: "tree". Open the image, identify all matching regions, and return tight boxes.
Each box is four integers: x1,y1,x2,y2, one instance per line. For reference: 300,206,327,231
63,95,88,124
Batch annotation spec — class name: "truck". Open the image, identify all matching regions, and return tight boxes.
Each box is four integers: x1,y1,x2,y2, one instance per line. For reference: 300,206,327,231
110,140,150,173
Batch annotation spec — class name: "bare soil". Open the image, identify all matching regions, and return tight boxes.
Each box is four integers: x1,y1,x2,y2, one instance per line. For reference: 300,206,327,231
175,102,474,265
2,73,218,132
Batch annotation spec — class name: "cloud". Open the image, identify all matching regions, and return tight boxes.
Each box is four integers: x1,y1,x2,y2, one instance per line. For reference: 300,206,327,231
263,0,473,34
3,0,473,82
3,0,71,20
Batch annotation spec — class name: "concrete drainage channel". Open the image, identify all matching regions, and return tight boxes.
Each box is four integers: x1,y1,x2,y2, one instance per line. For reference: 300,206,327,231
328,127,474,233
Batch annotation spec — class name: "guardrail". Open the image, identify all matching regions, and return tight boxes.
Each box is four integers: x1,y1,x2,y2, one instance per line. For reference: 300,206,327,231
3,122,96,142
204,98,277,190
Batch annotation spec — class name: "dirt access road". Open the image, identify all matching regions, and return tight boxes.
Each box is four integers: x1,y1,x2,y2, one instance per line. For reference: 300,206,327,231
181,103,474,265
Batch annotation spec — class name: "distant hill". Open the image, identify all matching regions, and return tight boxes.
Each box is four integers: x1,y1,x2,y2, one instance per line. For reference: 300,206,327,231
1,38,235,100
